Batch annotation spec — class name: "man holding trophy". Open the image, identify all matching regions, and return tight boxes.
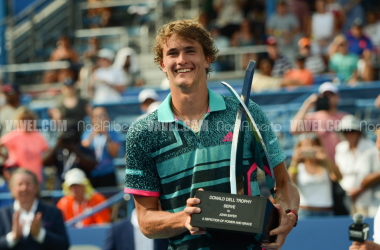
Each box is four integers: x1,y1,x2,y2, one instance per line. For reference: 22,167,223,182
124,19,300,250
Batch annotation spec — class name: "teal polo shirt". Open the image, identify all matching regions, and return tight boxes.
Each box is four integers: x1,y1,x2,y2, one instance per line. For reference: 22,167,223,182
124,88,285,250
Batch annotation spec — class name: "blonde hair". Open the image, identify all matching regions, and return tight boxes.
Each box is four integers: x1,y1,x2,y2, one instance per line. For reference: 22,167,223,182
12,107,38,122
62,178,95,200
152,19,218,75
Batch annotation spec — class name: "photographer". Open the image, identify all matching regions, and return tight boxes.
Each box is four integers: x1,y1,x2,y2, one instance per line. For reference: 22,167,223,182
290,82,347,163
43,123,97,188
349,129,380,250
288,133,342,218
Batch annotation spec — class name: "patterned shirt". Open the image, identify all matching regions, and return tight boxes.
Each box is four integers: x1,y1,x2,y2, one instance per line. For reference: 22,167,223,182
124,88,286,250
271,54,292,77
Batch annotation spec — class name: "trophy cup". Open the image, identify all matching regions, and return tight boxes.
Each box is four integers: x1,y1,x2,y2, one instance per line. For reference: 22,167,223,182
191,61,279,246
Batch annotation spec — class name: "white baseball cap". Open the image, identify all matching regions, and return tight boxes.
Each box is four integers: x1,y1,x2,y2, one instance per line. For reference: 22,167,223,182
338,115,362,131
138,89,159,103
97,48,115,62
64,168,86,187
318,82,338,95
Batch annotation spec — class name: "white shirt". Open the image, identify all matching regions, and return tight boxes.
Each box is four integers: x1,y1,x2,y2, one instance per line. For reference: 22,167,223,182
374,206,380,244
131,209,154,250
6,199,46,248
312,12,334,40
297,163,333,207
335,137,376,209
92,66,128,104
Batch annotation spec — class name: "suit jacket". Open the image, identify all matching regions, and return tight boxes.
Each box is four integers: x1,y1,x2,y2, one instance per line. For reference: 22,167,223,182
0,201,70,250
102,218,169,250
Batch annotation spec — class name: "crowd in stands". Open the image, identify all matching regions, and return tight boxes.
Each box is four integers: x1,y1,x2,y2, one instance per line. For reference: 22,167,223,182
0,1,380,248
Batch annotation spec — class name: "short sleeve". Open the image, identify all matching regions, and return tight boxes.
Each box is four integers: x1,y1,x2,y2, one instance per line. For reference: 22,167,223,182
0,132,17,148
248,101,286,169
124,130,161,197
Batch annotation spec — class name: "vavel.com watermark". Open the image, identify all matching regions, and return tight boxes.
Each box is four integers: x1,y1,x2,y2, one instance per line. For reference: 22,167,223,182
1,119,67,132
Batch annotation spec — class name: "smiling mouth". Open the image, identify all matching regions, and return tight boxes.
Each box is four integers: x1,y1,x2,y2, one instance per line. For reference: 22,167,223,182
176,69,193,73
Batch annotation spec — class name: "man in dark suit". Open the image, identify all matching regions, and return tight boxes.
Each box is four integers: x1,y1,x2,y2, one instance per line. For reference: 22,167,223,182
103,209,168,250
0,169,70,250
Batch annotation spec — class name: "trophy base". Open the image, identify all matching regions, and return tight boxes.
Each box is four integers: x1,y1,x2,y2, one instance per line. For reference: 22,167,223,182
191,190,278,245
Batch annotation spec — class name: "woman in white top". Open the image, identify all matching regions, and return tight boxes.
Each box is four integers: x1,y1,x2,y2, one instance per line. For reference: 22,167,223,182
288,133,342,218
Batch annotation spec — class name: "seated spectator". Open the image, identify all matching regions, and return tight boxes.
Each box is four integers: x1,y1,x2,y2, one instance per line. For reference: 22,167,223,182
83,37,101,65
49,78,91,125
266,0,300,60
251,58,281,92
43,35,79,84
103,208,169,250
335,115,380,217
0,169,70,250
265,36,293,77
0,84,22,137
364,10,380,49
230,19,256,69
346,18,373,57
209,26,231,72
81,107,119,188
90,49,128,104
0,160,17,208
43,123,97,188
290,82,347,163
57,168,111,227
212,0,244,38
138,89,161,119
113,47,144,87
0,107,48,183
308,0,336,57
282,54,314,87
329,35,359,84
288,133,342,218
86,0,112,28
298,37,326,74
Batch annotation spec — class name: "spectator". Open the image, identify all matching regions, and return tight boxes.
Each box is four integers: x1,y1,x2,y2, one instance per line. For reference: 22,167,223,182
251,57,281,92
86,0,112,28
0,107,48,183
56,168,111,227
209,26,231,72
265,36,293,77
329,34,359,84
0,161,17,208
43,35,79,84
43,123,97,187
339,0,365,33
113,47,144,87
0,84,22,137
286,0,310,36
81,107,119,188
325,0,345,32
83,37,101,65
0,169,70,250
103,208,169,250
288,133,342,218
298,37,326,74
49,78,91,125
230,19,256,70
282,54,314,87
308,0,336,58
364,10,380,49
346,18,373,57
290,82,347,163
349,127,380,250
335,115,380,217
212,0,244,38
138,89,161,119
266,0,300,60
90,48,128,104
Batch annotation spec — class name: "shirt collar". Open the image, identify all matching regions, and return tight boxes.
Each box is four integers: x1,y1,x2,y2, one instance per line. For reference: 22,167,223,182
157,88,226,122
14,199,39,214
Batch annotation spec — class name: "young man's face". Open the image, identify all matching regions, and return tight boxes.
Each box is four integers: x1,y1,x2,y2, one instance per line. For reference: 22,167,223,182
160,34,211,91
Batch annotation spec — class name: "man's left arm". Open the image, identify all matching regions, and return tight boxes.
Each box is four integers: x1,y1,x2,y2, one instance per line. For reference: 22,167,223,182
263,161,300,250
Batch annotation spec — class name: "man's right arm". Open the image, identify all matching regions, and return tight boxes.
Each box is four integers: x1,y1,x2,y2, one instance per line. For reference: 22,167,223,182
134,195,205,239
290,94,318,134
